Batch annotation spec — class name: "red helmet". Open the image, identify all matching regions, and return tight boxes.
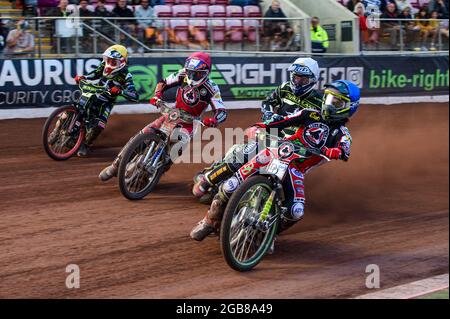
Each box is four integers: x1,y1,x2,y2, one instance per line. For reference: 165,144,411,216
184,52,211,88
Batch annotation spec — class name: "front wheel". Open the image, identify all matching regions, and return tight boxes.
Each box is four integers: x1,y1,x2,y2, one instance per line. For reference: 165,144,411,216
220,176,279,272
118,132,166,200
42,105,85,161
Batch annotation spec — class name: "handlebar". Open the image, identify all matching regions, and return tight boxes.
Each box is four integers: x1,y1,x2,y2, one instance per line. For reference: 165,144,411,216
151,100,201,124
254,128,330,161
78,79,116,97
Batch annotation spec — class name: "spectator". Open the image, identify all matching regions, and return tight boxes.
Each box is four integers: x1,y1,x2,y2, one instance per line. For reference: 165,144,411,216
414,6,437,50
428,0,449,19
135,0,155,43
0,18,9,55
45,0,74,16
23,0,38,16
380,2,400,49
45,0,75,53
310,16,329,53
95,0,112,17
263,0,292,50
3,19,35,57
399,6,420,50
354,2,380,49
363,0,396,14
113,0,137,52
428,10,440,50
347,0,362,12
79,0,92,17
150,0,165,5
78,0,93,52
93,0,113,52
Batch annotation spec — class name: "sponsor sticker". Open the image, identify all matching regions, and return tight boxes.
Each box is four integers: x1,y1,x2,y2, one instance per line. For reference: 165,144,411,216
278,142,294,159
290,168,303,179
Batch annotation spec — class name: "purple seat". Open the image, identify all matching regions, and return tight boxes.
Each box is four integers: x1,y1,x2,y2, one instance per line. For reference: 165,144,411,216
170,19,189,42
190,19,208,41
243,5,261,17
243,19,259,42
208,5,226,17
226,19,243,42
226,5,243,17
210,19,225,42
154,5,173,17
191,4,209,17
172,4,191,17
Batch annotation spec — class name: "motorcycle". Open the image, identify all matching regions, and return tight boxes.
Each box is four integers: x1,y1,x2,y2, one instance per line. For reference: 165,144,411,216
42,79,115,161
118,100,202,200
219,130,329,272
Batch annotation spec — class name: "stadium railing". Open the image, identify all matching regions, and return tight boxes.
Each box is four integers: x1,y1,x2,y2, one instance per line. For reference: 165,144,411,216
0,16,448,58
0,16,310,57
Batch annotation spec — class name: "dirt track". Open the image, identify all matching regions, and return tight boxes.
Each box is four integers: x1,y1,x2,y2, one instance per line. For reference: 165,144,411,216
0,103,448,298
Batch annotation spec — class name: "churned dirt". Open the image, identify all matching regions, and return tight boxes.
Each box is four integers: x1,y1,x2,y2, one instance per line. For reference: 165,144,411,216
0,103,448,298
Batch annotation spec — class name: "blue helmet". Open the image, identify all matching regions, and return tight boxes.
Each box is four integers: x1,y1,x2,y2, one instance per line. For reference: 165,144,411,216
321,80,360,121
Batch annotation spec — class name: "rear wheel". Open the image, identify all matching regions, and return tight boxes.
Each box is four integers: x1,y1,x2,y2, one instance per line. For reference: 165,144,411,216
220,176,279,272
118,132,166,200
42,105,85,161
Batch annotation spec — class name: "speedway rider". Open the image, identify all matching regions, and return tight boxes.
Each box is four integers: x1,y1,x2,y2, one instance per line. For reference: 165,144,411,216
99,51,227,181
67,45,139,157
192,57,322,201
190,80,361,243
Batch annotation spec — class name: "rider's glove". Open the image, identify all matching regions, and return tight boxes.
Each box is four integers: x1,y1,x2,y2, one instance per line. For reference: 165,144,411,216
110,86,121,96
74,75,85,84
149,96,162,107
322,147,342,160
262,111,284,123
202,117,218,127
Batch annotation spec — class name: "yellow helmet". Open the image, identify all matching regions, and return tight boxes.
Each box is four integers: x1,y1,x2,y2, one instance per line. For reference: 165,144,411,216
102,45,128,78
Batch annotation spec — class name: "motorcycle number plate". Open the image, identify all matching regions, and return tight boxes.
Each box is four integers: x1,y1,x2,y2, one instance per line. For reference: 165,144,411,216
265,159,289,180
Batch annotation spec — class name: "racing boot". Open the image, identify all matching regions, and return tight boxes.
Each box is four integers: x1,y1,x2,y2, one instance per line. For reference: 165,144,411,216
79,126,103,157
190,195,227,241
77,143,90,157
98,156,120,181
190,215,217,241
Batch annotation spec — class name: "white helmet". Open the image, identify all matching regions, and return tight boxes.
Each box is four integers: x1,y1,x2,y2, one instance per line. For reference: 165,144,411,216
287,57,320,96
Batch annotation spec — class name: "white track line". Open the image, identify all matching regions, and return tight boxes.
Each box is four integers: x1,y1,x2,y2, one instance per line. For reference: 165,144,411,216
0,95,448,120
355,274,449,299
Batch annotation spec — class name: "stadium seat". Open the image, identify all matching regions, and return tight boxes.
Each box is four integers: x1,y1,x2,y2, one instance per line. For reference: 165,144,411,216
196,0,213,4
37,0,58,7
87,5,95,12
178,0,194,4
154,5,173,17
105,5,114,12
191,5,209,17
164,0,176,4
243,5,261,17
170,19,190,42
226,19,243,42
209,5,226,17
213,0,229,5
172,5,191,17
226,5,244,17
210,19,226,43
419,0,430,7
243,19,259,42
190,19,208,42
